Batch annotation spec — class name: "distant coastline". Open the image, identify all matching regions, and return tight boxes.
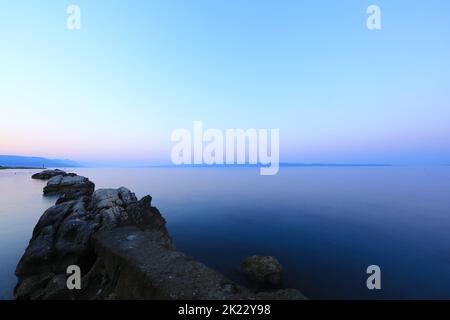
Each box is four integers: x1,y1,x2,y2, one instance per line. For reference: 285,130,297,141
0,154,394,169
136,163,393,168
0,166,46,170
0,155,80,168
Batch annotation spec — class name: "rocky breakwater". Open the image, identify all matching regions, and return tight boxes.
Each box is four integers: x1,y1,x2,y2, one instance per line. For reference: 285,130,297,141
15,169,305,300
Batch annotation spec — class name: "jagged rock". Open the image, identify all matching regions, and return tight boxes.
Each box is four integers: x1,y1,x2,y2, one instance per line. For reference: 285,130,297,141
15,186,175,299
32,169,74,180
16,174,306,300
43,175,95,203
241,255,283,287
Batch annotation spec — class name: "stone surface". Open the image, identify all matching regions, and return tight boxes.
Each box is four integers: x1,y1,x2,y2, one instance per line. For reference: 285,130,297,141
241,255,283,287
89,227,250,299
15,186,174,299
43,174,95,203
16,174,305,300
31,169,74,180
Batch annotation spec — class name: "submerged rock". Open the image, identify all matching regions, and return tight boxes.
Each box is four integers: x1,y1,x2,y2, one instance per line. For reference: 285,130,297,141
241,255,283,287
31,169,73,180
16,174,305,300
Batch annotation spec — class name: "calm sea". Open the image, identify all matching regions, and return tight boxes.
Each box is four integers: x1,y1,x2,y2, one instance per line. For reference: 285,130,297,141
1,167,450,299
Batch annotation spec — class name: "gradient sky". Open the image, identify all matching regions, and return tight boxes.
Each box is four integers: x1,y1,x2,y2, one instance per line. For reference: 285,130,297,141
1,0,449,165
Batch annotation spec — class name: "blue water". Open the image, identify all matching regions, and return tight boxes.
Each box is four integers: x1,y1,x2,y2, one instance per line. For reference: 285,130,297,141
1,167,450,299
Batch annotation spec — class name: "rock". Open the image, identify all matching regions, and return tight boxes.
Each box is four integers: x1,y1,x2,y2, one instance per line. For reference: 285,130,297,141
241,255,283,287
89,227,251,299
32,169,74,180
15,185,176,299
15,174,306,300
43,174,95,203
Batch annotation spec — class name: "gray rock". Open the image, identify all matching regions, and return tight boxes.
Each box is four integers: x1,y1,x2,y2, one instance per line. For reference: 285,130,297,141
15,183,175,299
241,255,283,287
32,169,74,180
43,174,95,203
89,227,251,299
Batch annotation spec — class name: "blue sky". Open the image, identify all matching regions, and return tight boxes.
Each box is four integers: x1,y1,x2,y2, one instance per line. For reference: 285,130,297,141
1,0,449,165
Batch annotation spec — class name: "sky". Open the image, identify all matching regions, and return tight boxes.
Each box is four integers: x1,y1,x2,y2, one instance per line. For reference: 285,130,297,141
0,0,449,165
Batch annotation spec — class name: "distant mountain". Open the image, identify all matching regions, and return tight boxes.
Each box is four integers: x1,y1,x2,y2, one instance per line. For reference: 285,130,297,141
0,155,81,168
